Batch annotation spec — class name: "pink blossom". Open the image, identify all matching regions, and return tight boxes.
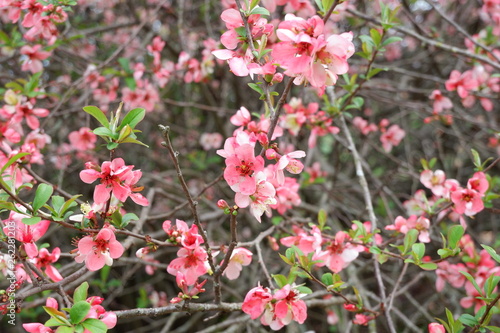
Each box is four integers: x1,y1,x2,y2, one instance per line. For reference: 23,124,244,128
74,227,124,271
429,90,453,113
230,106,251,127
223,143,265,195
68,127,97,151
420,169,447,197
235,171,277,222
11,101,49,130
445,70,479,98
385,215,431,243
280,225,322,255
3,210,50,258
167,247,208,285
314,231,363,273
467,171,488,194
199,132,223,150
20,44,51,73
242,285,273,319
380,124,405,152
162,219,203,249
450,187,484,216
32,247,63,282
435,261,467,292
222,247,253,280
79,158,134,204
353,116,377,135
261,284,307,330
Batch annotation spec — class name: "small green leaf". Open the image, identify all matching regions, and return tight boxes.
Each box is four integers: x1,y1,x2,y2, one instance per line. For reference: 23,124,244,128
321,272,334,286
73,282,89,303
459,313,479,327
448,225,465,249
412,243,425,260
55,326,75,333
93,127,114,138
81,319,108,333
22,216,42,225
1,152,30,173
318,209,327,230
471,149,482,170
83,106,110,128
381,36,402,47
33,183,54,212
272,274,288,288
69,301,91,324
120,108,145,130
481,244,500,264
484,326,500,333
370,28,382,46
296,286,313,294
403,229,419,255
418,262,437,270
250,7,270,16
460,271,483,297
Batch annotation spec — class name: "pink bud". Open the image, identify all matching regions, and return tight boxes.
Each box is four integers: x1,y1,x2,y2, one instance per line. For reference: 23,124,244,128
217,199,229,209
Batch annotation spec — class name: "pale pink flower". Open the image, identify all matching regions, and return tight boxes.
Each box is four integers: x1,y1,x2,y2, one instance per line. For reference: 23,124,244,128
199,132,223,150
230,106,251,127
467,172,488,194
445,70,479,98
223,143,265,195
435,261,467,292
420,169,447,197
385,215,431,243
74,227,124,271
222,247,253,280
280,225,322,255
261,284,307,330
353,116,377,135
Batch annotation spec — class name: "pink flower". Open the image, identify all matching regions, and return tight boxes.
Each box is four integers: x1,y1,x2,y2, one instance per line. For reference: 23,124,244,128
445,70,479,99
385,215,431,243
32,247,63,282
314,231,363,273
262,284,307,330
167,247,208,285
435,261,467,292
380,124,405,152
242,285,273,319
222,247,253,280
3,210,50,258
68,127,97,151
230,107,251,127
20,44,51,73
235,171,277,222
280,225,322,255
353,117,377,135
428,323,446,333
429,90,453,113
199,132,223,150
450,188,484,216
74,227,124,271
80,158,134,204
223,143,265,195
467,172,488,194
420,169,447,197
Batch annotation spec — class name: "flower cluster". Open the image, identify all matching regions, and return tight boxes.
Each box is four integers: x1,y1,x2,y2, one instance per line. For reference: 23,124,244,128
242,284,307,330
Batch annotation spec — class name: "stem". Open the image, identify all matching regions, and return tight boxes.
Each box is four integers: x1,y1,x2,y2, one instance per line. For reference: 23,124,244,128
213,213,238,304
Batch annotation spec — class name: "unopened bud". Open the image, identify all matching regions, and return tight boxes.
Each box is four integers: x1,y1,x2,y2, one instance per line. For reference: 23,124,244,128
217,199,229,210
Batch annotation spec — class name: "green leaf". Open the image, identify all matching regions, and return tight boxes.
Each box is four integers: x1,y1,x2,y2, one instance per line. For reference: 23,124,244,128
367,67,386,80
83,106,110,128
296,286,313,294
460,271,483,297
124,77,136,90
69,301,91,324
272,274,288,288
73,282,89,303
117,124,132,142
448,225,465,249
418,262,437,271
403,229,419,255
412,243,425,260
93,127,114,138
106,142,119,150
120,108,145,130
43,306,71,326
1,152,30,173
318,209,327,230
45,318,68,327
459,313,479,327
381,36,403,47
22,216,42,225
484,326,500,333
60,195,81,217
55,326,75,333
370,28,382,46
33,183,54,212
321,272,334,286
248,82,263,94
471,149,482,170
250,7,270,16
118,57,131,73
481,244,500,264
82,318,108,333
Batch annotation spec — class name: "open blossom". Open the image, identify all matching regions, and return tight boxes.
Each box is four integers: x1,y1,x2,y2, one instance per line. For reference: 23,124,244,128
74,227,124,271
3,209,50,258
451,187,484,216
222,142,265,195
420,169,447,197
314,231,363,273
68,127,97,151
235,171,277,222
429,90,453,113
242,285,273,320
20,44,51,73
380,124,405,152
280,225,323,255
32,247,63,282
162,219,203,249
222,247,253,280
167,247,208,285
80,158,148,206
